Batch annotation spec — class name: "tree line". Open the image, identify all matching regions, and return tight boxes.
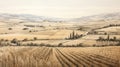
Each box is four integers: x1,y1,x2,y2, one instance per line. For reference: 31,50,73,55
96,35,120,46
92,24,120,31
65,31,84,40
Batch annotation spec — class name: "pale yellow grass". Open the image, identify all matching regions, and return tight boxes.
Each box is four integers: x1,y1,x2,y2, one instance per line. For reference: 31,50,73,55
96,27,120,32
0,30,85,40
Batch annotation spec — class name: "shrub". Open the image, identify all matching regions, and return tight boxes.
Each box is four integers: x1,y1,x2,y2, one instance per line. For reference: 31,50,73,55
11,38,18,44
77,43,83,47
8,28,12,30
58,43,63,47
23,28,29,30
0,39,4,41
93,44,96,47
22,38,28,41
33,37,37,40
29,30,32,32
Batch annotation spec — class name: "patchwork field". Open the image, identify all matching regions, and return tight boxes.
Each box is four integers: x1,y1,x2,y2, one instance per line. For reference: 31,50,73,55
0,13,120,67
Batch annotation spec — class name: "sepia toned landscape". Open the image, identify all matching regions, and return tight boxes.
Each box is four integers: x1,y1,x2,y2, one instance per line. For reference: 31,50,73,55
0,13,120,67
0,0,120,67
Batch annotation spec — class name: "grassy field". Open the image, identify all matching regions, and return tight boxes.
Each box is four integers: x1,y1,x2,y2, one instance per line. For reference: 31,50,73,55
95,27,120,33
0,46,120,67
0,29,85,40
0,20,120,46
0,13,120,67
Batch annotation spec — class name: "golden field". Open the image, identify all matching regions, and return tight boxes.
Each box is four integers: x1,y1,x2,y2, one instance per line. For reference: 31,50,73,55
0,13,120,67
0,46,120,67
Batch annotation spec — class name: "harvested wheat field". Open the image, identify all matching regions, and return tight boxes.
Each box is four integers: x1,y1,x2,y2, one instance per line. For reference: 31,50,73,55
0,46,120,67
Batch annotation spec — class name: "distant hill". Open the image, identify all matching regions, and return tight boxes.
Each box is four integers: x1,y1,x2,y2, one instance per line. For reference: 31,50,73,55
70,12,120,23
0,13,65,22
0,12,120,25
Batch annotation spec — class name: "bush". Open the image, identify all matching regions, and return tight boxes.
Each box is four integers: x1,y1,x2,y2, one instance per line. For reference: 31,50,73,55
0,39,4,41
77,43,83,47
33,37,37,40
58,43,63,47
93,44,96,47
40,43,45,46
29,30,32,32
22,38,28,41
11,38,18,44
116,41,120,46
8,28,12,30
23,28,29,30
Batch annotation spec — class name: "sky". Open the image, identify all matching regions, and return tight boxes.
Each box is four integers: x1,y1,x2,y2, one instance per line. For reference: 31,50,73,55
0,0,120,18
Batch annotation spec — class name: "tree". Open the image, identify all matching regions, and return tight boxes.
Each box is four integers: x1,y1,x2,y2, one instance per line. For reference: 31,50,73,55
11,38,18,44
113,36,117,41
33,37,37,40
104,32,107,35
58,43,63,47
16,42,21,46
29,30,32,33
72,30,75,39
98,36,103,41
8,28,12,30
70,33,72,39
23,28,29,30
0,39,4,41
116,41,120,46
77,43,83,47
107,35,110,41
22,38,28,41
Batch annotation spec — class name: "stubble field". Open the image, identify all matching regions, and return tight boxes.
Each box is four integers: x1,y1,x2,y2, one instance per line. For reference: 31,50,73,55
0,46,120,67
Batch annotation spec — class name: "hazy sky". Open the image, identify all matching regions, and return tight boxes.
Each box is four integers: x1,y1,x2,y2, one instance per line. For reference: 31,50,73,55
0,0,120,18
